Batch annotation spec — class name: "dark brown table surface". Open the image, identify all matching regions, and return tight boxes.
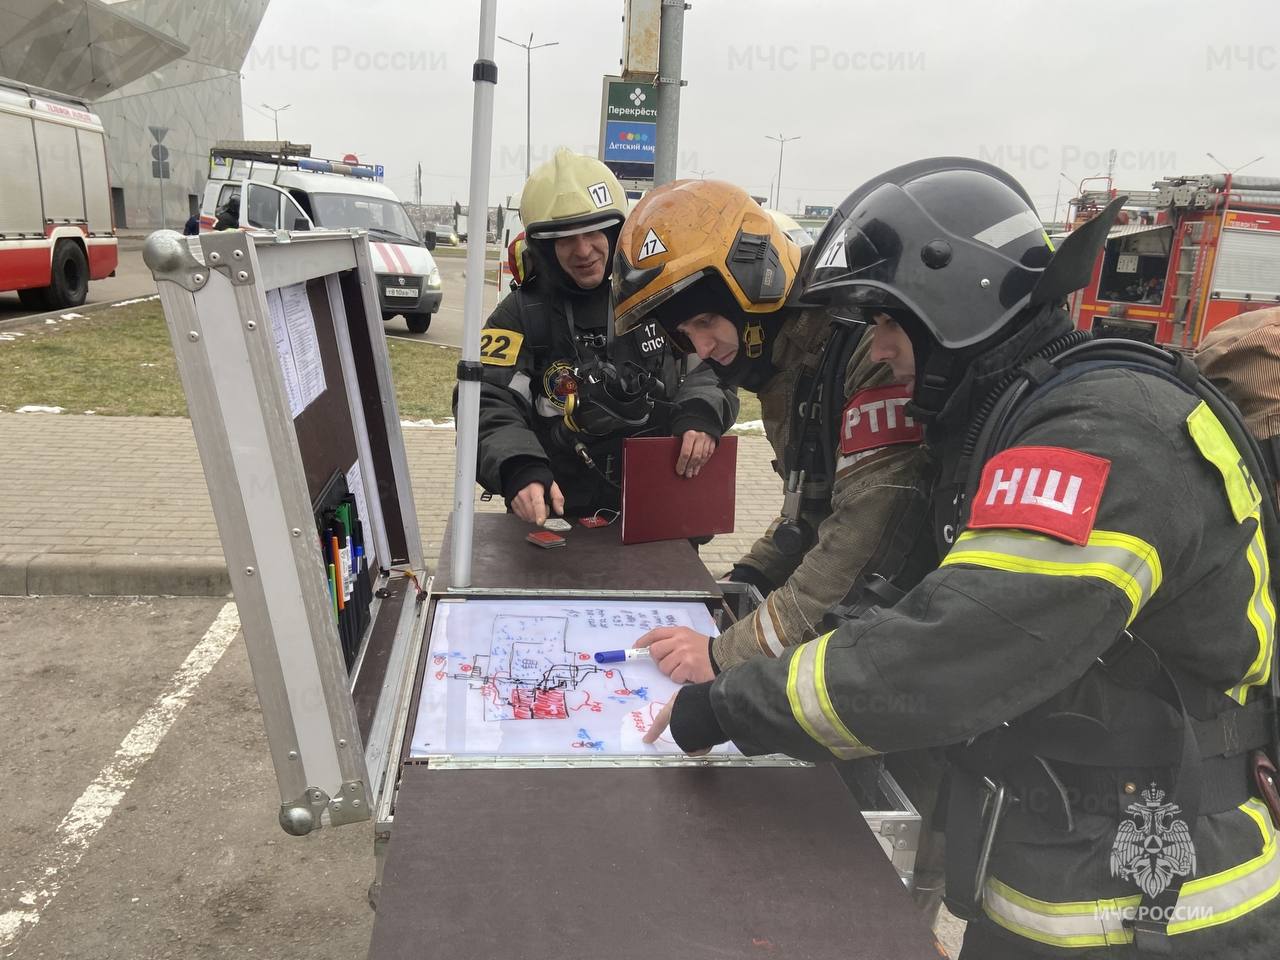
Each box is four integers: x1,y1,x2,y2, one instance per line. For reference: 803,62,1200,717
368,764,944,960
435,512,721,596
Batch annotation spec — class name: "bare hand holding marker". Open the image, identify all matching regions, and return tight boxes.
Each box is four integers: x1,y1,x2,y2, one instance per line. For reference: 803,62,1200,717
635,626,715,683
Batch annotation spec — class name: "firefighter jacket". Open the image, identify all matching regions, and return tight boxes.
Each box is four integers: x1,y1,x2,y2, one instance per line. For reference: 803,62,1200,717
469,279,738,517
678,363,1280,957
716,309,936,671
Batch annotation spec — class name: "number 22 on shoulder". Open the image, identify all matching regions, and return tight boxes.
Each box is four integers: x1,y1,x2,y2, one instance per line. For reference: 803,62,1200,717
479,330,524,366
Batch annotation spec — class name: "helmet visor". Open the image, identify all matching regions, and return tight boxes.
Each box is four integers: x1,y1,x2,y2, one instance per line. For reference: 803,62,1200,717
527,210,624,240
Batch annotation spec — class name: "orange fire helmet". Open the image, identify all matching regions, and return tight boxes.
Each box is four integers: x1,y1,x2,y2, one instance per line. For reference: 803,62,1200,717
613,179,802,338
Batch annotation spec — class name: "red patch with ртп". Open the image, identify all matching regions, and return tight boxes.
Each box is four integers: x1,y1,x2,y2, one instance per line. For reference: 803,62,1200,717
968,446,1111,546
839,383,923,455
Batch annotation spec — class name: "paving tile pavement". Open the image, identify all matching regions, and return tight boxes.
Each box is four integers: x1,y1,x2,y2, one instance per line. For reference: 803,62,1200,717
0,413,785,595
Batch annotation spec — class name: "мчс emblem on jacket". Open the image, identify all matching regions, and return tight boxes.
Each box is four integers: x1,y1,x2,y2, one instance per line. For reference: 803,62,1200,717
1109,783,1198,898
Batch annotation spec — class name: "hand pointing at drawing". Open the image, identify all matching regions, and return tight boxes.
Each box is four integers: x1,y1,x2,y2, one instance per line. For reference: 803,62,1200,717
643,695,712,756
634,626,715,684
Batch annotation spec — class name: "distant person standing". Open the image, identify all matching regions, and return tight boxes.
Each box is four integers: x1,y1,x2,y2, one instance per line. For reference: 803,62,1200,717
182,213,201,236
214,195,240,231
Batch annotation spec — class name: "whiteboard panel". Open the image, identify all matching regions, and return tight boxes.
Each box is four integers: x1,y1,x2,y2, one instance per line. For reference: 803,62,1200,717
410,598,736,758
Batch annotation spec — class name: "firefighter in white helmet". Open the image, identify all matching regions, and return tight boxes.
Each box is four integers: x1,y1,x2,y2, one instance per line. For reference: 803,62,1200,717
462,149,738,524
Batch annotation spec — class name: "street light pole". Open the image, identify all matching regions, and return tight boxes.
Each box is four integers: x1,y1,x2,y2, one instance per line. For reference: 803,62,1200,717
499,33,558,179
1208,151,1266,175
262,103,290,141
765,134,800,210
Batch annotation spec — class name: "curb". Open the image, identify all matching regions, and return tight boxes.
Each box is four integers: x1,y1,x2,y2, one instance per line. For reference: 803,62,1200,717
0,552,231,598
0,293,158,331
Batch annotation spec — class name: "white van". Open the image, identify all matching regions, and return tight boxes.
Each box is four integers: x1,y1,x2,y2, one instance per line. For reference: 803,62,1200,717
202,143,441,333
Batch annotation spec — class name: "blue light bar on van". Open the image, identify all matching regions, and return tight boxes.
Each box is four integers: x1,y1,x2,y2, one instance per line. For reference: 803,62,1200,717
296,158,377,179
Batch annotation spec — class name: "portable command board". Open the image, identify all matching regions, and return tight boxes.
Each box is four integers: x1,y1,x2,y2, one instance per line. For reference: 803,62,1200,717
143,227,936,959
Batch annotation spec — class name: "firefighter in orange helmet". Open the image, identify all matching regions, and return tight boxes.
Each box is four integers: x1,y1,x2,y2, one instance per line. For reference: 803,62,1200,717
614,179,937,690
614,178,946,919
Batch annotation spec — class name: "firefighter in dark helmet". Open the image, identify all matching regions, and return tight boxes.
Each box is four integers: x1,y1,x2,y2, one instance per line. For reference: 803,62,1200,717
464,149,738,524
645,159,1280,959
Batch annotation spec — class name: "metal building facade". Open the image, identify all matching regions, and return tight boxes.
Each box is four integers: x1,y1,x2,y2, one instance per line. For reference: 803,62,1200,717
1,0,272,229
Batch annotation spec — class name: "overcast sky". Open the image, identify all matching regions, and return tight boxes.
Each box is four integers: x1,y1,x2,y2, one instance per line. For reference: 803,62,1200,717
241,0,1278,221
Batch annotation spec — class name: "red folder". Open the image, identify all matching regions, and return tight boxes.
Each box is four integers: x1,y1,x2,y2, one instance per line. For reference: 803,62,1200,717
620,436,737,545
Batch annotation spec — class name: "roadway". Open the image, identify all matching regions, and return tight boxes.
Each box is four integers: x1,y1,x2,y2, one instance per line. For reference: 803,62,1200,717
1,239,499,345
0,596,373,959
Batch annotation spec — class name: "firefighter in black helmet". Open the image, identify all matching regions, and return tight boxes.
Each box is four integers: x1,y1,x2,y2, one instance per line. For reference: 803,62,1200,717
648,159,1280,958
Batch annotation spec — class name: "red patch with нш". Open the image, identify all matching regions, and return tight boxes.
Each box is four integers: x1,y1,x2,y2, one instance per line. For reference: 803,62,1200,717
839,383,923,455
969,446,1111,545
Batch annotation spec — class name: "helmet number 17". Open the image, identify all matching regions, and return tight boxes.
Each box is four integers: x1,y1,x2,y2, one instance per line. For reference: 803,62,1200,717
587,182,614,209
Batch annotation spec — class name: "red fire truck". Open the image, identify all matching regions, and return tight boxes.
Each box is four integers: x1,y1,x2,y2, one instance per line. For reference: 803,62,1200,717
1065,172,1280,350
0,76,119,310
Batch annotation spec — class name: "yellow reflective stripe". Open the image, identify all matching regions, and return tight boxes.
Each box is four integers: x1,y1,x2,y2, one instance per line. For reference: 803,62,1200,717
983,799,1280,948
1228,517,1277,703
941,528,1161,625
785,632,878,760
1187,402,1263,523
1187,800,1280,931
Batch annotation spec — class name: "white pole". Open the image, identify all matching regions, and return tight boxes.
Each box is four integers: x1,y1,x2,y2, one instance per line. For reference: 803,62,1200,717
451,0,499,588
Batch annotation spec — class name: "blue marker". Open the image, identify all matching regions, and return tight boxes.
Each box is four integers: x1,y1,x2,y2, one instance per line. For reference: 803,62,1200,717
594,648,651,664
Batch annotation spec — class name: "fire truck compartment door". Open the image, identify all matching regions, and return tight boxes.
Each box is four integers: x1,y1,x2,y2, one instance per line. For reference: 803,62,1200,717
1214,228,1280,299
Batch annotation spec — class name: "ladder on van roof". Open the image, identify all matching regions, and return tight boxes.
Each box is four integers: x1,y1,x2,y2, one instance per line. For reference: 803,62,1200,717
209,141,379,184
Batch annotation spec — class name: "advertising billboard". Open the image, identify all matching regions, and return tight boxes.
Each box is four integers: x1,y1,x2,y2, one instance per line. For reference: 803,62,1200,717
599,75,658,183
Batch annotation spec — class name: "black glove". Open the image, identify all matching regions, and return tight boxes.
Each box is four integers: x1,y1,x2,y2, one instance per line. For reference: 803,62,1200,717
727,564,776,595
562,361,660,437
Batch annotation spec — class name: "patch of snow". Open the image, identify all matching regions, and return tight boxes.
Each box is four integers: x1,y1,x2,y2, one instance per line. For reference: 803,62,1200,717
400,418,456,429
16,405,64,414
109,295,159,307
732,419,765,433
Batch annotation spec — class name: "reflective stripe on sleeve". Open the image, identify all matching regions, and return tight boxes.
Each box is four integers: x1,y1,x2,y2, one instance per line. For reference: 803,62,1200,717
1228,516,1277,703
753,593,787,658
940,528,1162,625
983,798,1280,948
508,370,532,404
785,632,878,760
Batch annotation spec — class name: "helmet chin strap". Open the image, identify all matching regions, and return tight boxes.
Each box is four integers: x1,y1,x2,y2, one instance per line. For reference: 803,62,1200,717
743,319,764,358
908,350,958,421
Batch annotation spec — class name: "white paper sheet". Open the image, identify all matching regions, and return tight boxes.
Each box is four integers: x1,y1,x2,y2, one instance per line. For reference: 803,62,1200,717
266,288,303,416
409,598,736,757
267,282,327,419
